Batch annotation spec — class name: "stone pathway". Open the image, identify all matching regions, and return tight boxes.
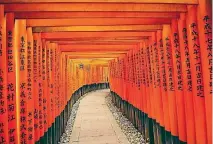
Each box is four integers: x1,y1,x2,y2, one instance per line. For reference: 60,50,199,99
69,89,129,144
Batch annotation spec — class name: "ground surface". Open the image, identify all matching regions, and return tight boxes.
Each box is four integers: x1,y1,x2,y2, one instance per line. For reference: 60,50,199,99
69,89,129,144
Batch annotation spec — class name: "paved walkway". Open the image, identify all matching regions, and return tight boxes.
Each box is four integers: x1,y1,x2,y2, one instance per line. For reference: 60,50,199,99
69,89,129,144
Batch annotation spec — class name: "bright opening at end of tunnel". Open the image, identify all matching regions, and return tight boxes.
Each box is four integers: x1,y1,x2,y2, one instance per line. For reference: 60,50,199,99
0,0,212,144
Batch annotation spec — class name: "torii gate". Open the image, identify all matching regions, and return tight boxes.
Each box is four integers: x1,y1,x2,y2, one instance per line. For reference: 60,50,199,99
0,0,211,144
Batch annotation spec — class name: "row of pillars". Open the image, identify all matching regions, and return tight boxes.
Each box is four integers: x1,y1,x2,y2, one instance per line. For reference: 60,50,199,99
0,5,110,144
109,5,212,144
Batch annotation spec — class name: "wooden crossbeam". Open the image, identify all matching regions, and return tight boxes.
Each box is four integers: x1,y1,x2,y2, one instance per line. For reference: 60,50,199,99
4,3,187,12
72,59,109,64
65,52,127,54
32,25,162,32
61,48,131,52
28,18,169,27
15,12,179,19
59,44,136,52
47,38,148,41
69,58,114,61
41,32,152,39
0,0,198,4
68,54,125,59
55,41,139,45
50,36,148,43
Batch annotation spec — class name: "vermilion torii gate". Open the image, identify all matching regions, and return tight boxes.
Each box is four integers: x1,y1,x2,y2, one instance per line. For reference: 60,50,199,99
0,0,211,144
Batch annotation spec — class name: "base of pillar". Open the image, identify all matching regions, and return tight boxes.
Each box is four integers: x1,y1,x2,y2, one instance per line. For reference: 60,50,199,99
110,91,187,144
36,83,109,144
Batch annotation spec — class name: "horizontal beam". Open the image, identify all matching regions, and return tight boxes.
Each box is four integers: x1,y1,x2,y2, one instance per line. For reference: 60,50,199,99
50,37,148,43
61,49,129,52
72,61,112,64
15,12,179,19
61,48,131,52
59,44,136,51
50,37,147,45
69,58,114,61
0,0,198,4
68,54,123,58
65,52,127,54
41,32,152,39
51,36,149,40
27,18,169,27
51,37,147,43
47,38,148,41
4,3,187,12
32,25,162,32
59,44,136,48
55,41,138,45
67,53,124,56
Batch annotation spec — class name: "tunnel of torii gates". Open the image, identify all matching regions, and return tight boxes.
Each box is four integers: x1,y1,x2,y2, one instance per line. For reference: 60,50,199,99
0,0,212,144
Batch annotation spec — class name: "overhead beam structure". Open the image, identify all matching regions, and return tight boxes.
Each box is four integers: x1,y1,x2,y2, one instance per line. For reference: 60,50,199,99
0,1,211,144
0,0,198,4
4,3,187,12
0,0,199,65
15,12,180,19
27,18,170,26
59,44,136,52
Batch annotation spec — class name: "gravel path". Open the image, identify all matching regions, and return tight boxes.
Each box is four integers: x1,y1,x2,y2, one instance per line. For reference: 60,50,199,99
59,90,147,144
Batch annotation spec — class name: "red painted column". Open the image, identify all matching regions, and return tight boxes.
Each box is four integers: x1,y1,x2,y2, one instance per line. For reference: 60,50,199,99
151,33,161,124
15,19,28,144
170,19,187,142
50,43,56,125
158,30,170,132
163,25,178,137
186,5,207,144
140,42,147,115
6,13,18,144
178,13,196,144
33,33,40,142
154,31,164,127
37,34,44,139
41,39,48,133
26,27,34,144
0,5,9,144
197,0,212,143
144,40,151,119
46,42,52,129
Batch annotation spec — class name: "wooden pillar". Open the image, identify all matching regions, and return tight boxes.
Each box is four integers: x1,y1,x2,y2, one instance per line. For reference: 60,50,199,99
6,13,18,144
46,42,52,130
55,45,60,118
158,29,171,134
50,43,56,126
140,42,147,116
178,13,196,144
143,41,151,120
33,33,40,142
46,41,53,144
156,30,165,129
149,35,158,144
197,0,212,143
37,33,44,140
170,19,187,142
145,40,153,120
15,19,28,144
41,39,48,136
0,5,9,144
186,5,207,144
162,25,178,137
26,27,34,144
150,33,159,123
